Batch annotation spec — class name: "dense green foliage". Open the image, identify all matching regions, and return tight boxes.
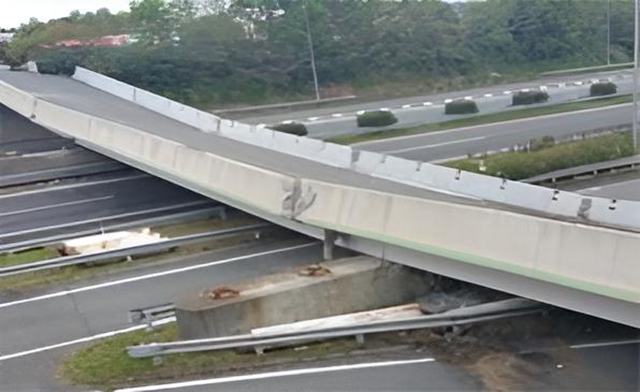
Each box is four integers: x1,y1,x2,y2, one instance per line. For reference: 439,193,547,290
269,122,308,136
446,132,635,180
512,90,550,106
445,100,479,115
3,0,636,107
357,110,398,127
590,82,618,96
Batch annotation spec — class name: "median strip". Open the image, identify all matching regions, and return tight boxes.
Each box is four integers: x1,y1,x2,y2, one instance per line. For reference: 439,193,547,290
327,95,632,145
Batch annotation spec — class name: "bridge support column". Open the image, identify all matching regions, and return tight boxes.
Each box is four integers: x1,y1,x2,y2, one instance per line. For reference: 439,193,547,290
323,229,337,261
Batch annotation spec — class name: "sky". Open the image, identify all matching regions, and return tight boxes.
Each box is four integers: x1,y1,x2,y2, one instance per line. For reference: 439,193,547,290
0,0,132,29
0,0,481,29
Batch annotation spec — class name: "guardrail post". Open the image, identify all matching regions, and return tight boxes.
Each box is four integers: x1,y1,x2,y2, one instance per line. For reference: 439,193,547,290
323,229,337,261
355,333,365,346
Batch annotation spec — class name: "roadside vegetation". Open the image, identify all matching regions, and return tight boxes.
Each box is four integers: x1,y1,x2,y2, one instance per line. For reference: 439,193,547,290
268,122,308,136
327,94,631,145
445,132,635,181
512,90,550,106
0,247,59,268
590,82,618,97
59,323,361,391
357,110,398,127
1,1,636,108
445,100,479,115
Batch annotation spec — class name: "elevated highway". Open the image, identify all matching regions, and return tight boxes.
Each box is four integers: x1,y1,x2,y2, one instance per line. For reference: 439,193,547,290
0,68,637,328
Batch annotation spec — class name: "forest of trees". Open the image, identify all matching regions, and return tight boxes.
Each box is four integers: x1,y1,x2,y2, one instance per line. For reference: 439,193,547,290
0,0,635,107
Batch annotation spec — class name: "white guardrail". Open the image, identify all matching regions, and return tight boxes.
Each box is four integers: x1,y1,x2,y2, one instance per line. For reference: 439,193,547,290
1,68,639,314
73,67,640,233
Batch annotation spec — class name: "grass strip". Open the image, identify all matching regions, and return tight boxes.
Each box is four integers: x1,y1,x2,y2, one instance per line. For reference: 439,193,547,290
59,324,360,392
326,95,631,145
444,132,635,181
0,247,59,268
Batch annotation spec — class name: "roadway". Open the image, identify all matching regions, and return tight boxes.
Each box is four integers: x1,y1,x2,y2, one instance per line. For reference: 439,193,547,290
0,241,324,391
239,69,633,138
0,170,217,247
355,103,633,162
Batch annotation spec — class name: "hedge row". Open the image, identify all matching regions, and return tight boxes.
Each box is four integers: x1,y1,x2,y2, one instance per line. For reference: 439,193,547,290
268,122,308,136
357,110,398,127
590,82,617,97
445,132,635,180
512,90,549,106
445,100,479,115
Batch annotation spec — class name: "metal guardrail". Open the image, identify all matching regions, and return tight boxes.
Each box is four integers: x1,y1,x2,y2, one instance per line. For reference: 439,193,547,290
212,95,357,115
524,155,640,184
0,206,226,253
128,303,176,329
0,223,271,277
128,298,545,358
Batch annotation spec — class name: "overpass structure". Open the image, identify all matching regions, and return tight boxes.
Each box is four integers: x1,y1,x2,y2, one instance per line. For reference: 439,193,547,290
0,68,638,328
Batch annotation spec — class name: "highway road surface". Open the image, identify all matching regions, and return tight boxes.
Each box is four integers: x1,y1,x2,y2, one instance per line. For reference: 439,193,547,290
0,241,323,391
0,170,217,247
239,69,632,138
356,103,633,162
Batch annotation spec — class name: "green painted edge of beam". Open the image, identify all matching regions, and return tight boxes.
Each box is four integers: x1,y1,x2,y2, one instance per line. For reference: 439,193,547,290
301,218,640,304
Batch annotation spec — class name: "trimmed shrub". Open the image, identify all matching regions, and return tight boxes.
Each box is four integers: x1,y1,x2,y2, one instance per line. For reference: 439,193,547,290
357,110,398,127
445,100,479,115
35,50,83,75
512,90,549,106
590,82,617,97
269,122,308,136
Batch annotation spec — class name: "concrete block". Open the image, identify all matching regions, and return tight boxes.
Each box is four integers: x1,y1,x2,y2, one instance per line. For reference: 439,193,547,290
174,256,433,339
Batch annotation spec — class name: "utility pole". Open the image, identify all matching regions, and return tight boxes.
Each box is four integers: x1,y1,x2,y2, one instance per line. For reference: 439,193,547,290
607,0,611,66
302,2,321,101
634,0,639,151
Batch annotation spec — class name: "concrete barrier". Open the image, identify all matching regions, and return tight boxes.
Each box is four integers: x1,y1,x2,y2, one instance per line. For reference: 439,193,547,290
0,80,36,118
72,67,135,102
174,256,432,339
32,100,92,140
296,179,640,304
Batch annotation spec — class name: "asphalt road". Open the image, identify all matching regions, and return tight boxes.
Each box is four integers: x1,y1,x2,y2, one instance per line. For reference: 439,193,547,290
356,103,633,162
0,241,324,391
579,177,640,201
239,69,633,138
0,170,216,246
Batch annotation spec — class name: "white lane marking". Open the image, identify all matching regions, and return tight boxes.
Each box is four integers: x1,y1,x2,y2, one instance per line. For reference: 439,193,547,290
115,357,436,392
570,339,640,350
423,102,433,106
0,196,114,218
483,94,493,98
385,136,486,154
402,104,412,109
331,113,343,118
354,102,631,148
307,117,319,121
0,243,316,310
0,174,148,200
0,317,175,362
503,90,511,95
444,99,453,104
0,200,212,239
256,123,266,129
464,96,473,101
380,107,390,112
356,110,366,115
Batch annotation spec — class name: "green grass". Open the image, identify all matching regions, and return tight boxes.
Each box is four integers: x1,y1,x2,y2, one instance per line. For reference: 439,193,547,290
326,94,632,145
0,248,59,268
445,132,635,181
59,324,360,391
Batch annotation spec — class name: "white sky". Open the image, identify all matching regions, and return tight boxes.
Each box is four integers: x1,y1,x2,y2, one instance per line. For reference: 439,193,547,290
0,0,132,29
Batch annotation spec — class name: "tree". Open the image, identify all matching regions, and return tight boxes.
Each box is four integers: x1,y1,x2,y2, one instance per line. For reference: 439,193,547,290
129,0,196,44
